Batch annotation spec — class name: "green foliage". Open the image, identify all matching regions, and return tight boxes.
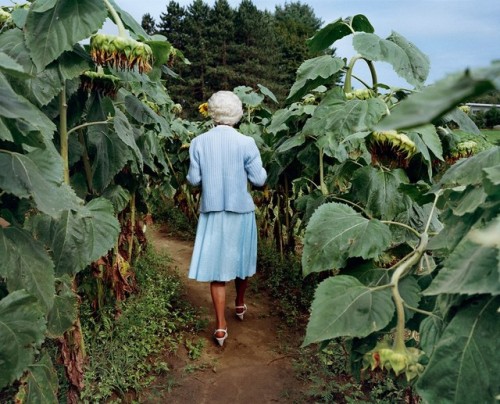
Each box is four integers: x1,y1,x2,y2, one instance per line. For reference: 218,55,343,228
155,0,324,114
267,14,500,403
80,246,198,401
256,241,316,326
0,0,181,398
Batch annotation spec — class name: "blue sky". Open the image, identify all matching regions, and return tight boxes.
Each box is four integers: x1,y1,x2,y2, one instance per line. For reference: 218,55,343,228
114,0,500,88
2,0,499,88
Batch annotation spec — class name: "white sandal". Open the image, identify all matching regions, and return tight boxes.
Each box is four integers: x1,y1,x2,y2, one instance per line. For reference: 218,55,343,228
214,328,228,346
235,304,247,321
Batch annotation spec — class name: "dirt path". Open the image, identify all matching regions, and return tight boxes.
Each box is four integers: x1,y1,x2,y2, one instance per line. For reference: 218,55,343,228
140,226,304,403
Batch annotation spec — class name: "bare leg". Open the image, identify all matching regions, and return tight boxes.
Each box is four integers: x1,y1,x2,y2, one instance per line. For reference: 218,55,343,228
235,277,248,313
210,281,227,338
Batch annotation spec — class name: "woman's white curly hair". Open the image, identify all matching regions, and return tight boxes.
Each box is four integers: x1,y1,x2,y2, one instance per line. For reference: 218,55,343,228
207,91,243,126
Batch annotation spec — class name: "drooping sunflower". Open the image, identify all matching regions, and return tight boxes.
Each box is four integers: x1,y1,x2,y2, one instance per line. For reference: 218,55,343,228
198,102,209,118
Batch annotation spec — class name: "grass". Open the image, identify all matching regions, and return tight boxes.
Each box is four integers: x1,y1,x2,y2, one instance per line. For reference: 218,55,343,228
481,129,500,145
78,245,200,403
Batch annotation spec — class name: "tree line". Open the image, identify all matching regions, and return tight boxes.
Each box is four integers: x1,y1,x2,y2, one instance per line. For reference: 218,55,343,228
141,0,324,117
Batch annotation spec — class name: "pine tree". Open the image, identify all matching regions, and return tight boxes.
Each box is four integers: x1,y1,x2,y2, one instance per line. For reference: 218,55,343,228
157,1,187,49
205,0,235,91
274,2,323,93
232,0,281,97
141,13,157,35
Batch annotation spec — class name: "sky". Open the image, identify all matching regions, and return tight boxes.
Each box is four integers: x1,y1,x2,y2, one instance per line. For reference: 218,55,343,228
1,0,499,88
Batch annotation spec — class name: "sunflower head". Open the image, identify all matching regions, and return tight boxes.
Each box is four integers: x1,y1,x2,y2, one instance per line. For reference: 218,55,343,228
80,71,120,98
198,102,209,118
89,34,153,74
368,130,417,168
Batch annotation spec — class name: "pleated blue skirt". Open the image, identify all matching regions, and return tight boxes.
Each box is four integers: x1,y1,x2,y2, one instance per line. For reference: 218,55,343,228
188,211,257,282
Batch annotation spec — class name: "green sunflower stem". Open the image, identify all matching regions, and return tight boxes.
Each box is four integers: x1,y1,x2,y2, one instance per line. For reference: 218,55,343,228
344,56,378,95
103,0,127,38
390,232,428,353
59,85,69,185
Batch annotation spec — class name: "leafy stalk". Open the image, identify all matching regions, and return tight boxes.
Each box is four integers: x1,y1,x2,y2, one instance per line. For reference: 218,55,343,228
319,147,328,195
344,56,378,93
127,192,136,262
78,130,93,194
59,85,69,185
390,233,428,352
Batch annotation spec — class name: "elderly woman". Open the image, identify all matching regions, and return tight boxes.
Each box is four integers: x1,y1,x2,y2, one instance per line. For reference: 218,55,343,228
186,91,267,346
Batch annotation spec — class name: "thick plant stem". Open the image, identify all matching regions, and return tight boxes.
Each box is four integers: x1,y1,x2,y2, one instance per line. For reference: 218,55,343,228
127,192,136,262
390,233,428,352
344,56,378,94
59,86,69,184
59,83,86,402
102,0,127,37
319,147,328,195
78,130,93,194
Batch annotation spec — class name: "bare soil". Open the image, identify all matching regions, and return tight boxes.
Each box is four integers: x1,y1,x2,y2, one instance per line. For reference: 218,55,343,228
139,226,305,404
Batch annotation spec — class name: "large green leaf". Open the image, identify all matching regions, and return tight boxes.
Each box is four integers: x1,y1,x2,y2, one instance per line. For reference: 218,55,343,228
444,108,481,135
350,166,412,220
302,202,392,275
276,132,306,153
0,290,46,389
101,184,131,213
412,124,443,160
137,129,169,174
27,198,120,277
15,353,58,404
0,30,34,75
353,32,430,87
303,89,387,138
0,30,55,107
0,72,56,139
419,315,445,358
399,276,421,322
286,56,344,103
0,227,55,312
416,296,500,403
307,15,374,52
428,209,483,253
385,31,429,85
302,275,394,346
87,125,133,193
0,149,81,217
114,107,143,167
0,51,28,77
376,64,500,131
25,0,107,70
47,276,77,337
267,104,313,135
445,185,488,217
436,146,500,189
424,239,499,296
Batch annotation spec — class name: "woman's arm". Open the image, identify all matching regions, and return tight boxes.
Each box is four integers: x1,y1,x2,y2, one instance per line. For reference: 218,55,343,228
186,140,202,186
245,139,267,187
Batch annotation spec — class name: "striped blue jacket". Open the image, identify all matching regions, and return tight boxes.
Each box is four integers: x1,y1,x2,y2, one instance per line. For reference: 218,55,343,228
186,125,267,213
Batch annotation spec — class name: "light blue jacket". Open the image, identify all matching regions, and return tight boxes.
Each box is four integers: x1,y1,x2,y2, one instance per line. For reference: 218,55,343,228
186,125,267,213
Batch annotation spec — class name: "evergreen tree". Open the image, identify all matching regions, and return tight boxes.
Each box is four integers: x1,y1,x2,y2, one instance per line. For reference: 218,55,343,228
274,2,323,94
206,0,235,91
150,0,324,115
232,0,281,97
157,1,187,49
141,13,157,35
183,0,211,103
